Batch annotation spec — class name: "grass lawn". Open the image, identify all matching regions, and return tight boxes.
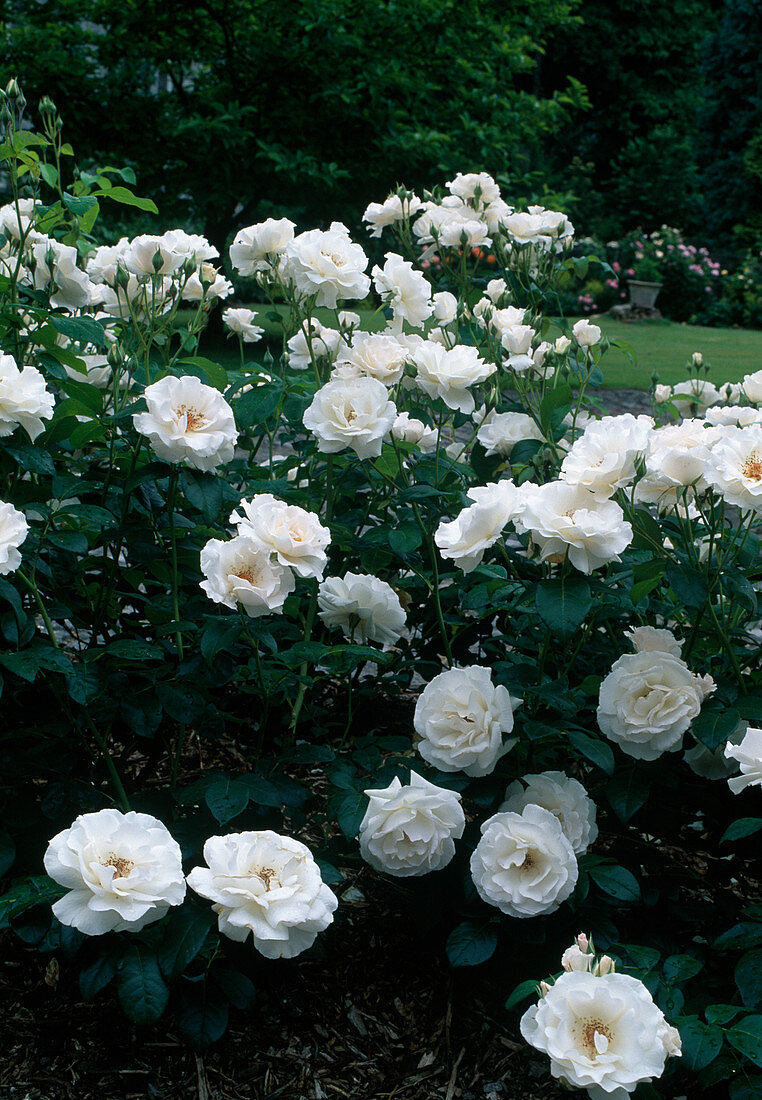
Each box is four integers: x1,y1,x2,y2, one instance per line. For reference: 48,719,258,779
208,304,762,390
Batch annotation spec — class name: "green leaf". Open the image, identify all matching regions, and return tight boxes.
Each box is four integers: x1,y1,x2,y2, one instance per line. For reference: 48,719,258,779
706,1004,744,1025
337,791,367,839
212,968,256,1009
663,954,703,983
722,819,762,845
316,860,343,885
201,618,242,663
175,983,229,1049
692,707,741,752
204,777,250,824
679,1018,724,1072
118,944,169,1024
666,561,708,608
79,952,119,1000
446,920,498,967
737,951,762,1009
235,380,284,427
0,832,15,877
590,864,640,903
179,469,229,523
716,925,762,952
539,383,573,435
240,774,282,808
49,315,107,349
624,944,661,972
505,979,539,1011
606,767,650,822
730,1078,762,1100
96,185,158,213
536,577,591,639
0,650,40,682
388,524,422,557
62,191,99,216
5,445,55,477
158,906,214,980
728,1015,762,1069
178,356,227,390
566,728,615,775
105,639,163,661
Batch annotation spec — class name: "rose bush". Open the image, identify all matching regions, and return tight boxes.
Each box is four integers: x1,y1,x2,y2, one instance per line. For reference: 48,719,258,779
0,87,759,1093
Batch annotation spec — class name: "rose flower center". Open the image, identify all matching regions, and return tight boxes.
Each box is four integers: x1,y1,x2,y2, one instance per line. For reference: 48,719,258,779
103,852,135,878
741,450,762,482
581,1019,613,1057
176,404,207,432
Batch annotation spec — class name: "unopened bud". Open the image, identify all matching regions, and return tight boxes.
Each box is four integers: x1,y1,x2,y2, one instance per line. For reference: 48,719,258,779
539,981,552,996
594,955,616,976
199,262,216,289
691,352,703,367
106,343,122,370
38,96,57,119
6,79,20,101
114,262,130,290
576,933,590,953
152,248,165,274
0,104,13,129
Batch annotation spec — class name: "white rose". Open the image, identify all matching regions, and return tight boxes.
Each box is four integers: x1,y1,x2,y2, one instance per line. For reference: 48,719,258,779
705,405,762,427
741,369,762,403
634,419,716,509
412,341,494,414
598,649,714,760
435,480,520,572
572,318,602,347
625,625,682,657
477,411,544,456
560,414,653,498
0,500,28,575
486,278,508,303
335,332,408,385
133,375,238,471
286,319,341,371
222,307,264,343
514,481,633,574
705,425,762,512
181,268,233,302
0,197,36,239
725,727,762,793
86,238,130,284
485,306,528,334
44,809,186,935
284,222,370,307
200,535,294,617
231,493,330,580
719,381,743,405
187,831,338,959
470,805,578,917
654,383,673,404
229,218,295,275
671,378,720,414
392,411,438,452
432,291,458,324
362,194,422,237
554,335,571,354
123,233,185,276
500,771,598,855
317,572,406,645
520,970,681,1097
414,665,516,777
64,354,113,389
303,375,396,459
446,171,502,207
28,236,94,310
372,252,433,329
0,354,54,441
359,771,465,877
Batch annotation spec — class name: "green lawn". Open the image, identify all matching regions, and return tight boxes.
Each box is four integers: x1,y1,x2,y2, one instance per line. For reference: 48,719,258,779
209,305,762,390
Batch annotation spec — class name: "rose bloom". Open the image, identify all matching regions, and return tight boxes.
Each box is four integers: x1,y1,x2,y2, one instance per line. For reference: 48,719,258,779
705,425,762,512
222,307,265,343
392,411,438,452
0,354,54,441
432,291,458,324
303,375,397,459
44,809,186,935
231,494,330,580
334,332,408,386
654,383,673,404
229,218,296,275
514,481,633,574
317,572,406,645
470,805,578,917
86,238,130,284
435,480,520,572
572,319,602,347
414,665,516,777
741,369,762,403
0,500,28,575
520,970,681,1099
704,405,762,427
181,267,233,302
372,252,433,329
29,236,95,309
287,319,342,371
358,771,465,877
64,354,113,389
500,771,598,855
560,414,653,498
284,222,370,307
412,341,494,414
200,535,294,617
725,726,762,793
446,171,502,207
477,411,544,456
625,625,682,657
598,648,714,760
362,193,422,237
718,381,743,405
133,375,237,471
123,232,186,276
670,378,720,415
187,831,338,959
634,419,717,509
502,207,573,251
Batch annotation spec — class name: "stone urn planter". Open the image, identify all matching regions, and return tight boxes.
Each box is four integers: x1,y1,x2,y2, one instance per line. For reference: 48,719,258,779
628,279,662,310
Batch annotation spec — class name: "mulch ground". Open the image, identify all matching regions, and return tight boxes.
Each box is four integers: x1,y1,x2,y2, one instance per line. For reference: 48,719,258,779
0,872,566,1100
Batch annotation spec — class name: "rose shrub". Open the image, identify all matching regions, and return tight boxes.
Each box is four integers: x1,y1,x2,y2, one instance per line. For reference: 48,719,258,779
0,85,760,1094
